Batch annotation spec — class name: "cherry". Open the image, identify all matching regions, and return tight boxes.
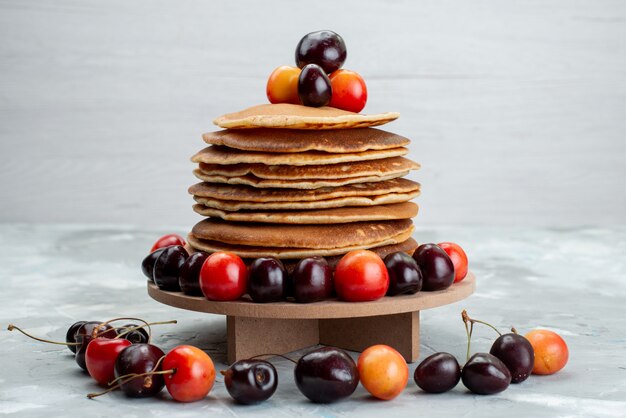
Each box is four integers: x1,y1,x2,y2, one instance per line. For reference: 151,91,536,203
113,344,166,398
142,248,166,281
200,251,248,301
162,345,216,402
66,321,87,354
334,250,389,302
414,352,461,393
295,346,359,403
384,251,422,296
291,256,333,303
74,322,117,371
153,245,189,291
117,324,149,344
178,252,209,296
296,30,347,74
224,359,278,404
150,233,186,253
298,64,332,107
525,329,568,375
462,353,511,395
438,242,469,283
412,243,455,291
490,332,534,383
85,338,132,386
248,257,287,303
328,69,367,113
266,65,301,105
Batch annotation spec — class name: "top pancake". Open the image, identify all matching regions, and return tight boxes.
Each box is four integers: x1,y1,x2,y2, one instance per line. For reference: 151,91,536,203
202,128,409,153
213,104,399,130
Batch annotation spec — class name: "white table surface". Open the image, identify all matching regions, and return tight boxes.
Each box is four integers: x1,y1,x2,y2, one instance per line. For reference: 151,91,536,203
1,224,625,417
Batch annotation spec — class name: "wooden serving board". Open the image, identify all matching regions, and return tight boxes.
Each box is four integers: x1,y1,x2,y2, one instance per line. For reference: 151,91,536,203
147,272,475,363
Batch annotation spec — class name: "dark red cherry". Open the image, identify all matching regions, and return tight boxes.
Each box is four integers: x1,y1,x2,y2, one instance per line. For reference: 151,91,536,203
462,353,511,395
412,243,455,291
292,257,333,303
141,248,166,281
295,346,359,403
114,343,166,397
117,324,150,344
178,252,209,296
296,30,347,74
66,321,86,354
414,352,461,393
153,245,188,291
248,257,287,303
74,322,116,371
384,251,423,296
224,359,278,404
490,333,535,383
298,64,332,107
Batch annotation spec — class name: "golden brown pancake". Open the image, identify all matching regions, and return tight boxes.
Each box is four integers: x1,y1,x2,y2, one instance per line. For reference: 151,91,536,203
192,202,419,224
202,128,409,153
191,218,413,249
189,178,420,202
191,146,408,166
213,103,399,130
197,157,420,180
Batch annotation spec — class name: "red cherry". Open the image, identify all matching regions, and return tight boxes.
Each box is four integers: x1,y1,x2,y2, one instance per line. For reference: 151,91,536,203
329,69,368,113
150,234,186,253
199,252,248,301
334,250,389,301
85,338,132,386
437,242,469,283
162,345,216,402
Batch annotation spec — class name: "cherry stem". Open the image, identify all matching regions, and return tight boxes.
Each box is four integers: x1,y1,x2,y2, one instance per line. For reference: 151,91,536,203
114,320,177,343
511,327,518,334
248,353,297,364
98,317,151,340
461,310,502,337
7,324,79,346
462,311,474,362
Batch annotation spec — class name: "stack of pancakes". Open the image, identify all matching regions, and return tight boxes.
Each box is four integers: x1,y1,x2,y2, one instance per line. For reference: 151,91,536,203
187,104,421,269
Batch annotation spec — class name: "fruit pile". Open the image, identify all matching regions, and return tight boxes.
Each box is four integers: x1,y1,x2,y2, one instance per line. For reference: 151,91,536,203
142,233,469,303
267,30,367,112
8,310,568,403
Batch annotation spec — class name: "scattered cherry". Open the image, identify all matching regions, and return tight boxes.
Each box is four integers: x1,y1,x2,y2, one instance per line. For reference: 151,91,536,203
412,243,455,291
248,257,287,303
384,251,422,296
117,323,150,344
291,256,333,303
178,252,209,296
294,346,359,403
153,245,189,291
357,344,408,400
414,352,461,393
85,337,132,386
490,332,534,383
74,321,117,371
462,353,511,395
150,233,185,253
66,321,87,354
113,343,166,398
295,30,347,74
298,64,332,107
162,345,216,402
525,329,568,375
224,359,278,404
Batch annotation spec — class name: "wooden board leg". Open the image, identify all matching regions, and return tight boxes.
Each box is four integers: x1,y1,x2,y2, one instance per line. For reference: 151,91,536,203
319,311,420,362
227,316,319,364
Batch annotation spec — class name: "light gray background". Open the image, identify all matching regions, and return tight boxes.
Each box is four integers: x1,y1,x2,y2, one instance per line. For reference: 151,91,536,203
1,0,625,227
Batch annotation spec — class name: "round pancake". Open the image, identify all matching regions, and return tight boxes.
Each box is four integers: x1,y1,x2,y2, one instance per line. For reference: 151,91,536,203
192,202,419,224
189,178,420,203
193,169,407,189
193,190,421,211
191,146,408,166
191,218,413,249
213,103,399,130
187,227,414,259
198,157,420,180
202,128,409,153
